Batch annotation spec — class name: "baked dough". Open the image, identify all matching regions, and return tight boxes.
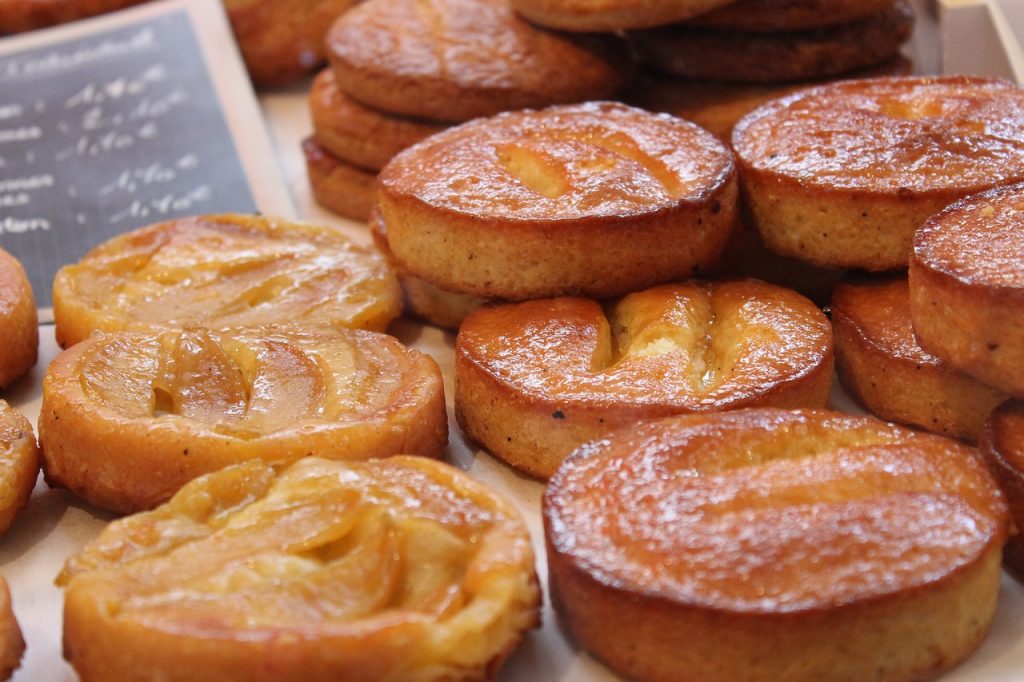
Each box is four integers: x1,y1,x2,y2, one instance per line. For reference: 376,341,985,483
224,0,360,86
379,102,738,301
59,456,540,682
509,0,735,31
40,325,448,513
832,276,1007,442
0,248,37,389
686,0,896,32
545,408,1008,682
0,579,23,681
303,137,377,221
0,401,39,537
326,0,629,122
0,0,146,33
456,280,833,477
981,400,1024,578
630,0,913,84
733,76,1024,270
53,213,400,348
910,181,1024,398
310,69,445,171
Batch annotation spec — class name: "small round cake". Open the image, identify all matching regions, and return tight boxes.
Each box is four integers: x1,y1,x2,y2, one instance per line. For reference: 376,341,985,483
0,401,39,537
59,456,540,682
685,0,898,32
302,137,378,222
980,400,1024,577
456,280,832,477
510,0,736,31
0,579,22,681
546,408,1009,682
0,248,37,389
0,0,147,33
40,325,447,513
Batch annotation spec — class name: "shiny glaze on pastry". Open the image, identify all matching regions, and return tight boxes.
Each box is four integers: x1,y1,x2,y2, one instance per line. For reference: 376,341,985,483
0,248,37,388
0,401,39,537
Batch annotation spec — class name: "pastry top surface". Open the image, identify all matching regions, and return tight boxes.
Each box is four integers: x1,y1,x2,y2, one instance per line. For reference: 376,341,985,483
913,181,1024,291
457,280,830,409
54,214,400,335
545,408,1008,613
380,101,735,222
59,456,536,658
733,76,1024,194
831,276,941,366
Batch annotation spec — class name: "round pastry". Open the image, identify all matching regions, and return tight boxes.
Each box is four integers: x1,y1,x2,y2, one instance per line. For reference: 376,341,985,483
0,0,147,33
52,213,400,348
686,0,896,32
59,456,540,682
39,324,448,513
379,102,738,301
545,408,1009,682
310,69,446,171
0,401,39,537
831,276,1007,442
303,137,377,221
0,578,23,681
370,211,483,329
325,0,629,123
630,1,913,84
733,76,1024,270
456,280,833,478
981,400,1024,578
0,248,37,389
509,0,735,31
225,0,360,86
909,181,1024,398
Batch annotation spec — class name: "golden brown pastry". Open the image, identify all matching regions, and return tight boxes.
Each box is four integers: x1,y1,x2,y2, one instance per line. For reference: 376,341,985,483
546,408,1009,682
510,0,734,31
310,69,445,171
0,579,23,681
59,456,540,682
909,181,1024,398
0,248,37,389
325,0,629,123
379,102,738,301
831,276,1007,442
456,280,833,478
733,76,1024,270
53,213,400,348
980,400,1024,578
630,1,913,84
303,137,378,221
224,0,360,86
0,401,39,537
0,0,147,33
40,325,447,513
686,0,896,32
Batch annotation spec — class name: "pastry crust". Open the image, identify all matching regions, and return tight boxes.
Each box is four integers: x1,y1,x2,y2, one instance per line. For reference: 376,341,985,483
0,0,147,33
509,0,735,32
379,102,738,301
40,325,448,513
303,137,377,222
630,1,913,84
980,400,1024,578
909,182,1024,398
326,0,629,123
545,408,1009,682
224,0,360,86
733,76,1024,270
53,213,400,348
59,456,540,682
0,248,37,389
832,276,1007,442
0,578,23,681
686,0,897,32
310,69,445,171
0,401,39,538
456,280,833,478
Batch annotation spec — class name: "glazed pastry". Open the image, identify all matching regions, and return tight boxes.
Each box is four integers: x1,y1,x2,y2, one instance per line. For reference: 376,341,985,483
510,0,736,31
631,1,913,84
456,280,833,477
546,408,1008,682
910,181,1024,398
981,400,1024,578
831,276,1007,441
0,0,147,33
0,248,37,389
326,0,628,122
379,102,738,301
53,213,401,348
303,138,378,222
685,0,896,32
0,401,39,537
0,579,23,681
40,325,447,513
59,456,540,681
733,76,1024,270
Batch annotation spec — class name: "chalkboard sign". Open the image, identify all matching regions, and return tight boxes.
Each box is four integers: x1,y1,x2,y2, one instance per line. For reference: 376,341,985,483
0,1,292,311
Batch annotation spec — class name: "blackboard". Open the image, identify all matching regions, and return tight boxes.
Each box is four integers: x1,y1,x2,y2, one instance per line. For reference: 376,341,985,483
0,9,261,309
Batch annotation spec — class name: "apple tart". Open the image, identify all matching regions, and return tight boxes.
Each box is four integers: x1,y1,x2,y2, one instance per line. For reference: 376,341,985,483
39,325,447,513
53,214,401,348
59,456,540,681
